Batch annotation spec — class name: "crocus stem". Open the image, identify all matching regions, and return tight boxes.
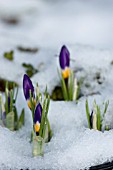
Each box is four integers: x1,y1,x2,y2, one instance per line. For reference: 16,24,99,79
61,75,68,101
39,96,47,137
10,90,13,112
29,90,35,121
96,105,101,131
68,71,74,101
5,82,8,115
46,117,52,141
42,96,50,139
14,87,18,103
86,100,91,129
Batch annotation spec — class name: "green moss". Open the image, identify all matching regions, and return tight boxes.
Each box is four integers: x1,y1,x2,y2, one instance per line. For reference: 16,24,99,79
4,50,14,61
17,46,39,53
22,63,38,77
51,86,64,101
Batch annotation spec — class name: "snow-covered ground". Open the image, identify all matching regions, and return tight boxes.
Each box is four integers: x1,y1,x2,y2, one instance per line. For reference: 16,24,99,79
0,0,113,169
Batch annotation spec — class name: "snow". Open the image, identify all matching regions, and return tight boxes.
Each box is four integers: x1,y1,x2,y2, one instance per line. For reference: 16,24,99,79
0,0,113,169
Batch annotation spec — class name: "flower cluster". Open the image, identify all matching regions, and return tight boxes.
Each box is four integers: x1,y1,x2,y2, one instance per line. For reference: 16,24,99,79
23,74,52,156
86,100,109,131
0,82,24,131
59,45,80,101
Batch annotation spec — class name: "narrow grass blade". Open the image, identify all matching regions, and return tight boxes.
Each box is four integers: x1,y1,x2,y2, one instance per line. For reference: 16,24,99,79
13,105,18,130
5,82,9,115
61,76,68,100
18,108,25,129
97,106,101,131
6,111,14,131
104,100,109,115
68,71,73,100
85,99,91,129
10,90,13,112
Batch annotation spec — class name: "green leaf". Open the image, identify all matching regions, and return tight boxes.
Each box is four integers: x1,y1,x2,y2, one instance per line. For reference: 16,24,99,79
85,100,91,129
96,106,101,131
13,106,18,130
4,50,14,61
57,68,68,101
5,83,9,115
68,71,74,100
18,109,25,129
104,100,109,115
39,95,47,137
46,118,52,142
42,96,50,139
61,75,68,100
10,90,13,112
29,90,35,120
6,111,14,131
22,63,38,78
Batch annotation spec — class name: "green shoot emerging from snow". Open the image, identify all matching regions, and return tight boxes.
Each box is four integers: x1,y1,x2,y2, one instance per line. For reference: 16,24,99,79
85,99,109,131
0,82,25,131
58,45,80,101
23,74,52,156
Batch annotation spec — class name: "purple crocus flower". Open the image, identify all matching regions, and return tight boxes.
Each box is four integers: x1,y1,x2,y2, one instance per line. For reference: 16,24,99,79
34,103,42,135
59,45,70,79
59,45,70,69
23,74,35,100
23,74,36,109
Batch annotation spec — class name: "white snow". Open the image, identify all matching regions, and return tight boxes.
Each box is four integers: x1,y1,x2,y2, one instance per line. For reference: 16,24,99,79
0,0,113,169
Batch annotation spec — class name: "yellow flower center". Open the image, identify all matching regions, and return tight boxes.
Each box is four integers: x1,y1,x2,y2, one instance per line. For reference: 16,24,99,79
34,122,40,132
27,99,36,109
62,67,70,79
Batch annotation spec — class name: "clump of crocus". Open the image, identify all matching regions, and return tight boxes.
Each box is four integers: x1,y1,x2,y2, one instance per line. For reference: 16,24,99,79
58,45,80,101
23,74,52,156
0,82,24,131
85,99,109,131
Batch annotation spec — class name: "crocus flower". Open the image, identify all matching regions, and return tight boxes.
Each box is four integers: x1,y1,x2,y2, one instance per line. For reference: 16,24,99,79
34,103,42,135
23,74,36,109
59,45,70,79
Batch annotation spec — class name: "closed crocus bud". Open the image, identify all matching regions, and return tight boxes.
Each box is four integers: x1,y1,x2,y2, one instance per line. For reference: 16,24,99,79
59,45,70,79
34,103,42,135
23,74,36,109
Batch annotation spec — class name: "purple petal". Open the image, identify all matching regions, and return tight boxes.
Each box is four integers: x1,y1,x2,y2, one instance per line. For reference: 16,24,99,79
34,103,42,124
23,74,35,100
8,93,10,112
59,45,70,70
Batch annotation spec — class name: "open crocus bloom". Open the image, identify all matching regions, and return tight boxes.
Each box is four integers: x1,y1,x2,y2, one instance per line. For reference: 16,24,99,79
34,103,42,135
59,45,70,79
23,74,36,109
